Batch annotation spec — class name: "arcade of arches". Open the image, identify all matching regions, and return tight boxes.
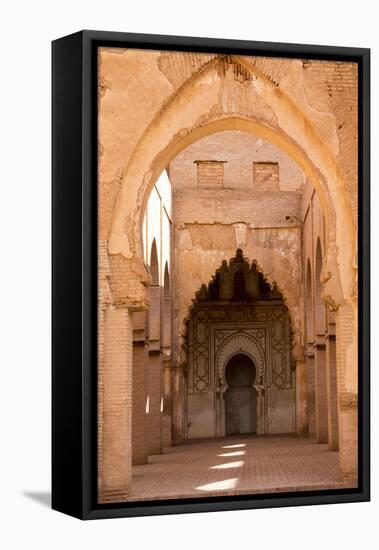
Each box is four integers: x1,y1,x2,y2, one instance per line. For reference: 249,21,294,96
97,49,358,502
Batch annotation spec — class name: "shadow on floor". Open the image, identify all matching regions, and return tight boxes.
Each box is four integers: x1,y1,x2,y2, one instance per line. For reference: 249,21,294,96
22,491,51,508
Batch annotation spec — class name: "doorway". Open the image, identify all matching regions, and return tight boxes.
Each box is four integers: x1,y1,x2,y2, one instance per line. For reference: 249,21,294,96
225,354,257,435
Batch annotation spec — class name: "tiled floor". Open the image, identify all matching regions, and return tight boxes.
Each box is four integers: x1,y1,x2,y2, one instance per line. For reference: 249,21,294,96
126,434,352,501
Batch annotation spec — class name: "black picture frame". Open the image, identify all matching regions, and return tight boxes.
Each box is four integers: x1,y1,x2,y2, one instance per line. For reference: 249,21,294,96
52,30,370,520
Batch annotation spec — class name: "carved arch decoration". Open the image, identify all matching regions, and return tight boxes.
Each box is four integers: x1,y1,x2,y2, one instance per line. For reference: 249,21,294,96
149,238,159,286
216,332,265,387
187,249,284,304
184,249,293,345
183,249,293,395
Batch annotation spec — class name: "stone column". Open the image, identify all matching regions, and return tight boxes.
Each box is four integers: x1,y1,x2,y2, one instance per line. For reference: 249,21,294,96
295,358,308,436
99,305,133,503
326,321,339,451
305,346,316,437
314,337,328,443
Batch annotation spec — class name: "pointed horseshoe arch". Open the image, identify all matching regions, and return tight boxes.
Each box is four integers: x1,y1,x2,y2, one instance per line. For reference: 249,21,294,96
216,332,265,387
108,55,355,305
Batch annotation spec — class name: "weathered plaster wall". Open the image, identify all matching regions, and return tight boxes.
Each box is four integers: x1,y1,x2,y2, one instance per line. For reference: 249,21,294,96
173,224,303,356
170,132,304,363
170,133,301,440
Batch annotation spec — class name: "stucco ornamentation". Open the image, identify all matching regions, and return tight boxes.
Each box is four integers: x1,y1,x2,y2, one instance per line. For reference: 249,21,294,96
216,331,265,386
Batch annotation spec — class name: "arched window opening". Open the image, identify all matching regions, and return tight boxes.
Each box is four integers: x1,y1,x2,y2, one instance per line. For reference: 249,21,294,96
225,354,257,435
163,262,171,349
306,260,314,344
150,239,159,286
225,354,256,388
164,262,170,293
315,239,325,336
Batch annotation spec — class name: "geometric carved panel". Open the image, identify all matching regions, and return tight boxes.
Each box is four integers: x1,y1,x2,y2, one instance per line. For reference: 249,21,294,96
185,251,292,394
186,304,291,394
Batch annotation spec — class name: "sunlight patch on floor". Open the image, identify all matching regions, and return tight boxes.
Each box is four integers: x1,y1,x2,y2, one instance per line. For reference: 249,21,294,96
218,450,245,457
196,478,239,492
210,460,244,470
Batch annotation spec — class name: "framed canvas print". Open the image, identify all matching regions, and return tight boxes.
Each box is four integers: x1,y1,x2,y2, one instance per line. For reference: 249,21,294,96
52,30,370,519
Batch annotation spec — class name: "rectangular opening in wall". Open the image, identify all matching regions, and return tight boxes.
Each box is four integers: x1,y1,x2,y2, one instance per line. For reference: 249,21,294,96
194,160,226,187
253,161,279,191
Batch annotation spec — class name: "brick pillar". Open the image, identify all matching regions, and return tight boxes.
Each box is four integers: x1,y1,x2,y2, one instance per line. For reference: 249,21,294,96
338,394,358,483
99,305,132,503
306,347,316,437
146,350,163,455
172,364,185,442
162,355,172,448
132,341,148,465
336,303,358,484
97,303,105,498
314,338,328,443
326,326,339,451
132,312,148,465
295,358,308,436
146,277,163,456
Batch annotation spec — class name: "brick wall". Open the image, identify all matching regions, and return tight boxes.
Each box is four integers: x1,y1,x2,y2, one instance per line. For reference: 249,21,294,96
195,160,225,187
170,131,304,192
253,162,279,191
173,188,301,226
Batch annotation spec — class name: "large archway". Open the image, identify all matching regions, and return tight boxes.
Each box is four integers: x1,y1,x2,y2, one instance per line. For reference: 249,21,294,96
225,354,257,436
106,56,355,312
97,50,359,502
